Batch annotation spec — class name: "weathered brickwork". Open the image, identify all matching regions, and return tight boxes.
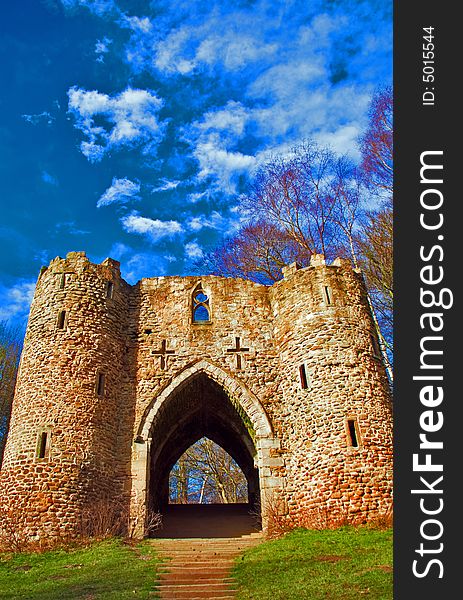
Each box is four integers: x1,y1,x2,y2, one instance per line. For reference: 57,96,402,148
0,251,392,538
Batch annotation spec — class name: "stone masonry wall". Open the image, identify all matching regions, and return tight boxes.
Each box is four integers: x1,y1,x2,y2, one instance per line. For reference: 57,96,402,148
130,275,279,436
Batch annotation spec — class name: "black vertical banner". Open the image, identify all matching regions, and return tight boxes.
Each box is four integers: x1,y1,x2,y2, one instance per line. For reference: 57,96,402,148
395,2,458,598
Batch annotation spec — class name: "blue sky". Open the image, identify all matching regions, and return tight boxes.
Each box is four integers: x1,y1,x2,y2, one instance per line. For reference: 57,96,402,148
0,0,391,329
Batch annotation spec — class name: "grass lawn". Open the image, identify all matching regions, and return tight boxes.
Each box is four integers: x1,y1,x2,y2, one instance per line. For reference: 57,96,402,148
233,526,393,600
0,538,163,599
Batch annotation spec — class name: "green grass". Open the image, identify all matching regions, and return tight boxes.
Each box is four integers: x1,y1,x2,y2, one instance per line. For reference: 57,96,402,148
0,538,163,599
233,526,392,600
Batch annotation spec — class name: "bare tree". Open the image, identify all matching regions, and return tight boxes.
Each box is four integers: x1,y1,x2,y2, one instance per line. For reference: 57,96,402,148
243,140,355,260
359,86,393,196
0,322,22,463
202,220,311,284
201,140,362,284
355,199,393,363
169,438,248,504
356,86,393,372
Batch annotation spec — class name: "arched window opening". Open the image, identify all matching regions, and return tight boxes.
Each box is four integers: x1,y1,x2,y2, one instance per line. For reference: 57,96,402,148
169,437,248,504
192,287,210,323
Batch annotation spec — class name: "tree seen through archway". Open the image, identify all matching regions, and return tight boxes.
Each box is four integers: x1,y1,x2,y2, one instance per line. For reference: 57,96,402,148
169,437,248,504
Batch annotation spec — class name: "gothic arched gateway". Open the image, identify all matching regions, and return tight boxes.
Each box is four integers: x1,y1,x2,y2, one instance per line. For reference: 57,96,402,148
131,360,279,535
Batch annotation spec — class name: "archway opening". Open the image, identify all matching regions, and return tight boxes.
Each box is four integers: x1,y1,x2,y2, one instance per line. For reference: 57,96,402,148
169,437,248,504
147,372,261,537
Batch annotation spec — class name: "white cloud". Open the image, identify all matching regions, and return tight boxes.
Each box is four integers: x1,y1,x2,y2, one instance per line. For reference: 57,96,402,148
249,60,325,104
79,141,106,162
188,211,225,232
95,36,112,61
97,177,140,207
55,221,90,235
151,12,278,76
153,28,196,74
195,33,277,71
185,241,203,259
95,39,110,54
60,0,117,16
150,179,181,193
121,213,183,242
107,242,131,260
196,101,249,138
22,111,55,126
0,280,36,324
315,124,363,159
187,191,209,204
67,86,165,162
120,14,152,33
193,133,256,191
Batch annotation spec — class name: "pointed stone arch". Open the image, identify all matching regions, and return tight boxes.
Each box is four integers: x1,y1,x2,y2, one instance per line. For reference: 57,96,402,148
137,359,274,441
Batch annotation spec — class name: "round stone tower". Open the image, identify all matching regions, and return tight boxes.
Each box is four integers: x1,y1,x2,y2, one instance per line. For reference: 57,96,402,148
0,252,132,537
268,255,392,524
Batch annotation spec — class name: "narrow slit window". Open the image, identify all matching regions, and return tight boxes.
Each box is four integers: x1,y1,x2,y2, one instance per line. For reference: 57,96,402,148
106,281,114,299
347,419,359,448
192,287,210,323
59,273,69,290
37,431,49,460
57,310,66,329
299,364,308,389
96,372,105,396
324,286,332,305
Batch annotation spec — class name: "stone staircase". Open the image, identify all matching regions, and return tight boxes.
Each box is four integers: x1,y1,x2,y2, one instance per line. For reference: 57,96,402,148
152,533,262,599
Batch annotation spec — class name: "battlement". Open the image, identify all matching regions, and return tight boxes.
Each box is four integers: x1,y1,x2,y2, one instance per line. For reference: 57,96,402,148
39,251,121,280
36,252,361,298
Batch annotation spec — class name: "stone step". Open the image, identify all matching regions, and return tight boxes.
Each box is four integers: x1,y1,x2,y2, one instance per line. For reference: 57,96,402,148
157,551,246,556
163,562,235,568
155,536,261,541
159,552,243,556
156,545,257,551
153,536,262,543
158,591,236,596
156,544,258,551
155,544,257,554
162,567,232,574
156,544,253,549
160,576,235,584
161,590,235,600
159,583,235,592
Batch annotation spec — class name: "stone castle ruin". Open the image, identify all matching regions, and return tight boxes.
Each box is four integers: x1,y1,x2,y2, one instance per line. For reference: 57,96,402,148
0,251,393,538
